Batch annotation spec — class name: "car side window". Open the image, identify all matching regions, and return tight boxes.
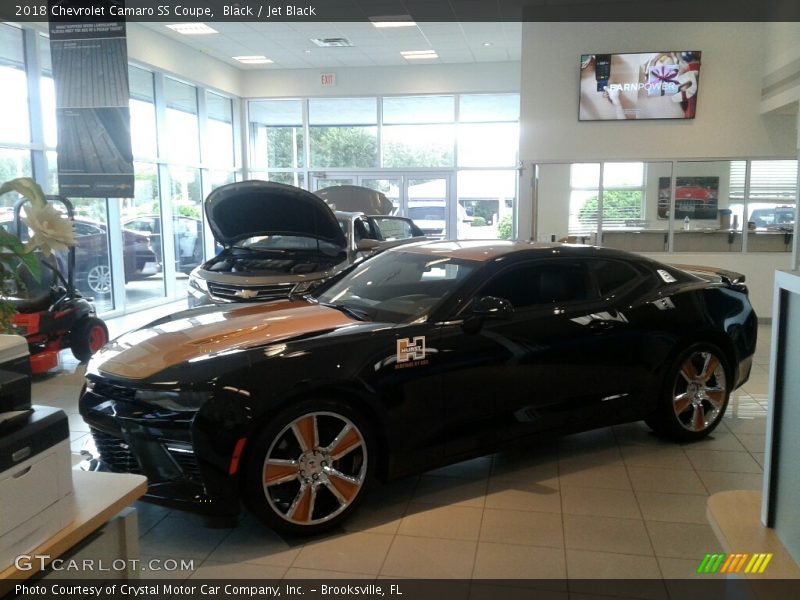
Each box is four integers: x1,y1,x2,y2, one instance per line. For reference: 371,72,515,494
374,217,412,240
479,261,592,309
590,259,640,297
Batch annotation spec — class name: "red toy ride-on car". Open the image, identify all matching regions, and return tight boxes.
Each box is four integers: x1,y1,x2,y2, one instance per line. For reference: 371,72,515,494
6,196,109,374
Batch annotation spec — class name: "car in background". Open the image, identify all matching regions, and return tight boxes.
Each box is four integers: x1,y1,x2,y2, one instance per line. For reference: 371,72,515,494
123,214,204,274
188,181,425,307
81,241,756,534
408,201,473,238
749,206,795,230
0,212,159,296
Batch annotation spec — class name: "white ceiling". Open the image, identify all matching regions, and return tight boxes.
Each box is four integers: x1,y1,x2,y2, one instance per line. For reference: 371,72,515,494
141,21,521,70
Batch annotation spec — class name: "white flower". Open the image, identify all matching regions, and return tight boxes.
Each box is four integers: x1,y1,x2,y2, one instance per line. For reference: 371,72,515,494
22,203,75,256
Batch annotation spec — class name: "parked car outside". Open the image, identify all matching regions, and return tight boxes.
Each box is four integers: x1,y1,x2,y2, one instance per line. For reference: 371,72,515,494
123,214,204,274
81,241,756,535
187,181,424,307
0,211,159,296
407,201,473,238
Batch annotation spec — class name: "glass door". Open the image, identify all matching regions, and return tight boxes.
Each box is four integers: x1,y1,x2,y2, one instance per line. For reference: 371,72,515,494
405,174,453,238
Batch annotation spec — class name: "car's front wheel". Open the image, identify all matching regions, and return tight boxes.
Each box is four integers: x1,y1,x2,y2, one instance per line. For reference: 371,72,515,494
243,400,373,535
646,343,730,442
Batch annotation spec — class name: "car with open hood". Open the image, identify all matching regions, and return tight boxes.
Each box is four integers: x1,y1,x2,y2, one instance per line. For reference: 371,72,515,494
81,241,757,535
187,181,424,307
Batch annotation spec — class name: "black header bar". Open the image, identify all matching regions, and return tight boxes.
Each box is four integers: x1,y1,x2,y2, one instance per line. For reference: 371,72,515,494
2,0,800,23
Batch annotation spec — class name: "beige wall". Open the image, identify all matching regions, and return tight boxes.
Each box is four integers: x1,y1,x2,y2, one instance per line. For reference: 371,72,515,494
240,61,520,98
519,22,796,164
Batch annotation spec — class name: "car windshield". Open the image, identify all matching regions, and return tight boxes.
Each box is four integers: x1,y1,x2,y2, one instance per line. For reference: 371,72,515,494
235,235,343,255
314,249,477,323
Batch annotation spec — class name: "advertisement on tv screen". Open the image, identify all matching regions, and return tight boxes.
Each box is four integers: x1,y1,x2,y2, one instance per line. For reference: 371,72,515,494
579,51,701,121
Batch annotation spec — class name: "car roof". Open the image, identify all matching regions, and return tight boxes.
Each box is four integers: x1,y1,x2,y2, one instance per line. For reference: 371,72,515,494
392,240,634,262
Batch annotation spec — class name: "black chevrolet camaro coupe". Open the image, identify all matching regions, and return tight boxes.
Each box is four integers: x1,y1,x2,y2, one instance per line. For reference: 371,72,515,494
80,241,756,534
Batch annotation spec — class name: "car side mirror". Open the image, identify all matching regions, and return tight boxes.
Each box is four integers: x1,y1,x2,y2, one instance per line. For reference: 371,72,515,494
356,239,380,252
473,295,514,319
463,296,514,334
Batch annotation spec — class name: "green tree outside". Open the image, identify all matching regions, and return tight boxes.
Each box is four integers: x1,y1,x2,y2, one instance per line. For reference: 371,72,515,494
578,190,643,224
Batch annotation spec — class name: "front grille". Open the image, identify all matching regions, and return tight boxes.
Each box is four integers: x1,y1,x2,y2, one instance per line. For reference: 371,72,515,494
91,429,141,474
165,446,203,481
207,281,295,302
92,380,136,402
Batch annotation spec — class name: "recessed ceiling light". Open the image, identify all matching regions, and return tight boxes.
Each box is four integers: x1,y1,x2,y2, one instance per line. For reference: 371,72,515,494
233,56,274,65
166,23,218,35
401,50,438,60
370,16,416,28
483,42,493,47
304,49,312,54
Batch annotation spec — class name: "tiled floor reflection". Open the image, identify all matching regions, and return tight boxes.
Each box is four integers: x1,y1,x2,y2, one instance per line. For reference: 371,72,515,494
34,311,773,581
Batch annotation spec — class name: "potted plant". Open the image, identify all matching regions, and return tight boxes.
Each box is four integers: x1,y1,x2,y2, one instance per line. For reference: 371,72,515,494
0,177,75,330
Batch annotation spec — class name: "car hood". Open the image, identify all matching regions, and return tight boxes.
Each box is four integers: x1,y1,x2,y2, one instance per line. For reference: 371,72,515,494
315,185,394,215
205,180,347,248
90,300,360,380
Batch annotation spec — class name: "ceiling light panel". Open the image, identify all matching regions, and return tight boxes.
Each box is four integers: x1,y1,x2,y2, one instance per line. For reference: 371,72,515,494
233,56,274,64
401,50,439,60
166,23,218,35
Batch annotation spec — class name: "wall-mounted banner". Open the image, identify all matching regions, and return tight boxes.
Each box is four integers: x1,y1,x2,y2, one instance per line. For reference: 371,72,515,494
49,0,134,198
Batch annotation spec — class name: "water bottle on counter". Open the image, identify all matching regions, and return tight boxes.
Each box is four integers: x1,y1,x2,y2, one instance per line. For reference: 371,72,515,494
683,216,691,230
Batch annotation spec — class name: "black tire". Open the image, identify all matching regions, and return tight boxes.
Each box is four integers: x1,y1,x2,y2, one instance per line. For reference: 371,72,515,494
243,398,374,536
646,342,730,442
71,317,109,362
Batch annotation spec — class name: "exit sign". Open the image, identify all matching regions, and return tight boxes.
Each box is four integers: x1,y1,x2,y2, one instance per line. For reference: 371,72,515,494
320,73,336,86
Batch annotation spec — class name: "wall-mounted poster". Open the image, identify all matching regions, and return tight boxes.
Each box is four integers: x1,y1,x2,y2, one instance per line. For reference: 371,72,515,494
579,51,701,121
658,177,719,219
48,0,134,198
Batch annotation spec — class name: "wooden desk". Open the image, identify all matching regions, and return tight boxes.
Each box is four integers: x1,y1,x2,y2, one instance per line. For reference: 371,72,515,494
0,470,146,587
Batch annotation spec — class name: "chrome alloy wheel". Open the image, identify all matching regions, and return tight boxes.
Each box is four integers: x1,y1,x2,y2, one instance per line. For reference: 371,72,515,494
673,351,727,432
261,411,367,526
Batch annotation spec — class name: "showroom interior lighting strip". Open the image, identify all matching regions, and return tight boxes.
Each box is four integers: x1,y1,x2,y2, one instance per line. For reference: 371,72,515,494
401,50,438,60
370,16,417,28
233,56,274,65
166,23,218,35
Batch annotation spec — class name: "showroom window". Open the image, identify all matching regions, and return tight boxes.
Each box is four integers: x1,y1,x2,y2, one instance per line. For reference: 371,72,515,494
382,96,454,168
250,99,304,173
164,77,200,164
0,24,30,146
536,158,798,254
205,91,235,168
129,65,158,160
569,162,646,237
309,97,378,168
0,24,243,317
246,92,520,241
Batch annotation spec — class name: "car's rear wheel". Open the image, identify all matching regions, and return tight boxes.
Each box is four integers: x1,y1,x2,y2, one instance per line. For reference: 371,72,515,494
646,343,730,442
243,400,373,535
71,317,109,362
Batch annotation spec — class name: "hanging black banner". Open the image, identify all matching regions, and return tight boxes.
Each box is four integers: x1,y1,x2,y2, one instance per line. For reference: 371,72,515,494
49,0,134,198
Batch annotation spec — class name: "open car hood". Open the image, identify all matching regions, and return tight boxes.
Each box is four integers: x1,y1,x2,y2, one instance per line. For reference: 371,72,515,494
315,185,394,216
205,180,347,248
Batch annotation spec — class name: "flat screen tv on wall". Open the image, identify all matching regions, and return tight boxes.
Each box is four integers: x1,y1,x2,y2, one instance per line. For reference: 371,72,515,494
579,51,701,121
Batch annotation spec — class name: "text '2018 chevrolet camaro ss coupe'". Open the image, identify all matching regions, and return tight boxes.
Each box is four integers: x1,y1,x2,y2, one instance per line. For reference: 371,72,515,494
80,241,756,535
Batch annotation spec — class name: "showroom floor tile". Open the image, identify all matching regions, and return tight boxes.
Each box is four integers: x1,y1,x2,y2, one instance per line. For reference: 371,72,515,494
33,311,773,581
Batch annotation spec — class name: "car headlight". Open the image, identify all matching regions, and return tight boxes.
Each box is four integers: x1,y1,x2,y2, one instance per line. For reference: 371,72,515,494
134,390,211,412
188,275,208,293
292,280,318,295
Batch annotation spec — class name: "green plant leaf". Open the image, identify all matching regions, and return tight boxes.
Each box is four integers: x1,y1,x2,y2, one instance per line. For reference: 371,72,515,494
19,252,41,281
0,228,25,253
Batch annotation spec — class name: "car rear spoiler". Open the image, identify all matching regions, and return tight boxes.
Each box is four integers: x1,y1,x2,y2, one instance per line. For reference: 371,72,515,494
670,263,746,285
